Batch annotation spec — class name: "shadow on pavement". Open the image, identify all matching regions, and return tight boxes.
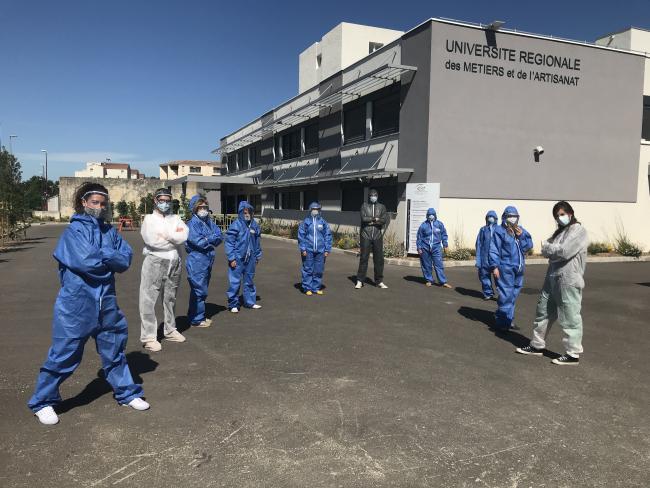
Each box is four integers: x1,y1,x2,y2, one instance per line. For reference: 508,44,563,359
455,287,485,298
56,351,158,414
403,275,427,285
0,246,34,254
637,282,650,287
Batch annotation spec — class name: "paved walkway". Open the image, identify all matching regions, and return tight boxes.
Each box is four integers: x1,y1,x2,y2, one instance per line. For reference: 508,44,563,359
1,224,648,487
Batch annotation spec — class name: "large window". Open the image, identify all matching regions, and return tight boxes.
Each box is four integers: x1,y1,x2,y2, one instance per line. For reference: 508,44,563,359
189,166,201,174
643,96,650,141
341,181,365,211
303,188,318,209
282,129,301,160
304,123,319,155
281,191,301,210
249,146,257,167
249,194,262,214
343,104,366,145
274,136,281,162
274,192,280,210
372,91,400,138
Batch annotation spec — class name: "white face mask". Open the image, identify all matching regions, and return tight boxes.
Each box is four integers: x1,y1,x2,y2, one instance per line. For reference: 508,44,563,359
506,216,519,225
557,214,571,226
428,214,435,221
369,195,378,204
487,217,496,224
197,209,209,219
244,214,251,221
311,209,319,217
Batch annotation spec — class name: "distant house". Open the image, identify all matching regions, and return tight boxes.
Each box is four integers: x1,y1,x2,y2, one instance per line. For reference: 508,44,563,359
159,160,222,180
74,162,145,179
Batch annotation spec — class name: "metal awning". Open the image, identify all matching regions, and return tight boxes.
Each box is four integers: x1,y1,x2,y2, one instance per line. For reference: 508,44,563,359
214,63,417,155
257,167,413,188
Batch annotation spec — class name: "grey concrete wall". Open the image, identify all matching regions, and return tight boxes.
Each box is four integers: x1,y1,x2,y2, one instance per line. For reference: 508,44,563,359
427,21,645,202
59,177,164,218
398,23,432,183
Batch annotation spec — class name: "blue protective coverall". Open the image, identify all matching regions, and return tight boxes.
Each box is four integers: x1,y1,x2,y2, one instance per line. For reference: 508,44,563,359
488,206,533,329
28,213,143,412
225,201,262,309
475,210,499,298
416,208,449,285
297,203,333,293
185,195,223,325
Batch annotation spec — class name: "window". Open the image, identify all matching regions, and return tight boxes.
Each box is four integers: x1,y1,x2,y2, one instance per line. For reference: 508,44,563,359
303,188,318,209
189,166,201,174
249,194,262,214
249,146,257,167
274,135,281,162
643,96,650,141
372,91,400,138
274,192,280,209
316,54,322,68
369,42,384,54
304,123,319,155
375,184,398,212
213,166,220,174
282,129,301,160
281,191,300,210
341,181,365,211
343,104,366,145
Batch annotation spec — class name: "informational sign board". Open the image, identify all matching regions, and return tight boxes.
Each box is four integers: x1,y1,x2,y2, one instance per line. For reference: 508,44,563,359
405,183,440,255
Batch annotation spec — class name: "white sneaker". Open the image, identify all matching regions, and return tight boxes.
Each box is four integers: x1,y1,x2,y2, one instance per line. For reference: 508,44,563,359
377,282,388,289
164,330,186,342
355,281,363,289
250,304,262,309
230,307,239,313
143,340,162,352
34,406,59,425
126,398,150,411
193,320,212,328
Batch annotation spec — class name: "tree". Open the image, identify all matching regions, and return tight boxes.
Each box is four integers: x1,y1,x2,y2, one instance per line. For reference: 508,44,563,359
21,176,58,210
127,201,139,222
115,200,129,218
0,147,24,231
137,193,154,216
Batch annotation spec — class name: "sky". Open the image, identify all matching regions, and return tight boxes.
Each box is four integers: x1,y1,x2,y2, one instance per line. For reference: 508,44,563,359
1,0,649,181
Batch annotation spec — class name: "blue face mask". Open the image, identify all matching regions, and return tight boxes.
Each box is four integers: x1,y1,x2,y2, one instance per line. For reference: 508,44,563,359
156,201,171,214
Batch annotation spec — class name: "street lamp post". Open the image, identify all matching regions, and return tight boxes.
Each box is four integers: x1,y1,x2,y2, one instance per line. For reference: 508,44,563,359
41,149,48,210
9,135,17,155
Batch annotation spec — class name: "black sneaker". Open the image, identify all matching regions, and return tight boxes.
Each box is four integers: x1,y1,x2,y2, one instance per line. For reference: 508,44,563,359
552,354,579,365
515,345,543,356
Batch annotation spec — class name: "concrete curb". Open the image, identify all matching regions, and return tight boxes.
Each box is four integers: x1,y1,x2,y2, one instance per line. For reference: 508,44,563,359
261,234,650,267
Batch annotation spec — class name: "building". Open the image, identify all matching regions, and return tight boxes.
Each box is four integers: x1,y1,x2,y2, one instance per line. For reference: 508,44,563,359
159,160,222,180
211,19,650,250
74,161,145,179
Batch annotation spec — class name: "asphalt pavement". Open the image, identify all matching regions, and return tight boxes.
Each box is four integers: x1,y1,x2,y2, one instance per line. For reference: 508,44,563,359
0,223,648,488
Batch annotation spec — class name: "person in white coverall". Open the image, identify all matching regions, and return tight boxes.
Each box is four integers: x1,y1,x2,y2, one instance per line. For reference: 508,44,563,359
139,188,189,352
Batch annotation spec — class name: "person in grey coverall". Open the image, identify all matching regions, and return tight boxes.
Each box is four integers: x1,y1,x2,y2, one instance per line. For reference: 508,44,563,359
516,201,589,366
355,188,388,289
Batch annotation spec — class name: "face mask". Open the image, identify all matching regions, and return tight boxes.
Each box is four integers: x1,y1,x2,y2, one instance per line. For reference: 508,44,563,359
244,214,252,221
197,209,209,219
428,214,435,221
369,196,378,204
506,216,518,225
85,206,107,220
487,217,496,224
156,201,171,214
311,210,319,217
557,214,571,226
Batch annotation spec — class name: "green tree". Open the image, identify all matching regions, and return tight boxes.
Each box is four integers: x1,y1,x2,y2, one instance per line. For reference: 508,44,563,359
21,175,58,210
0,147,24,230
115,200,129,218
138,193,154,216
127,201,139,222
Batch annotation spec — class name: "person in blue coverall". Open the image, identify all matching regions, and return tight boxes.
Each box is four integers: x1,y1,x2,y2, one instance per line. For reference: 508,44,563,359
28,183,149,426
416,208,452,288
298,202,333,295
475,210,499,300
488,205,533,331
185,195,223,327
225,201,262,312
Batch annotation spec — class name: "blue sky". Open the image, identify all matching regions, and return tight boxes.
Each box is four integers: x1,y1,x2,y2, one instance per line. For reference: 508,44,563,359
1,0,648,180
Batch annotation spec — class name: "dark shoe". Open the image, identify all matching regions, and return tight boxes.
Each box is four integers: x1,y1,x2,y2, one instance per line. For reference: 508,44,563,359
509,324,521,331
552,354,579,366
515,345,543,356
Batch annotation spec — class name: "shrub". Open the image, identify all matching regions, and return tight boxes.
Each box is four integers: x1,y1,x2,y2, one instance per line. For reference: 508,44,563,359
445,248,474,261
115,200,129,218
613,225,643,258
383,232,405,258
259,218,273,234
289,223,299,240
336,235,358,250
588,242,612,255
